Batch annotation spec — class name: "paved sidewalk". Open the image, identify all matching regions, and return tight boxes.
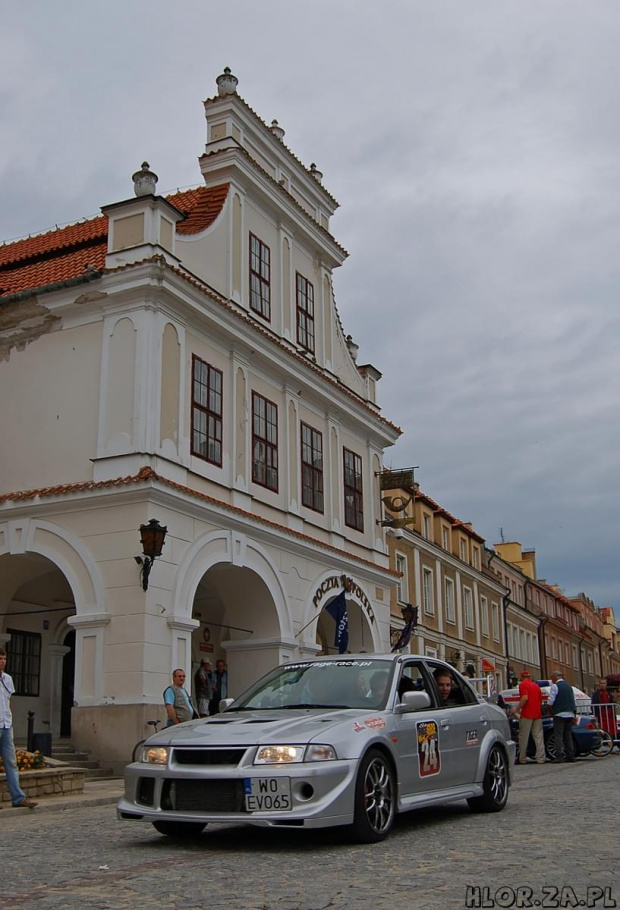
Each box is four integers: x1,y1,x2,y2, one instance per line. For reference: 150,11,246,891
0,777,123,817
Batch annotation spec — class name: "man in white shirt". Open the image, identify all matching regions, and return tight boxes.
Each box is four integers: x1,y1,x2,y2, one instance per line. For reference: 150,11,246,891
0,646,38,808
547,670,577,763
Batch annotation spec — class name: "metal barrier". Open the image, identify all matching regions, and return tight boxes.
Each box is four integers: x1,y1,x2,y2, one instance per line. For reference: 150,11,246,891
590,701,620,744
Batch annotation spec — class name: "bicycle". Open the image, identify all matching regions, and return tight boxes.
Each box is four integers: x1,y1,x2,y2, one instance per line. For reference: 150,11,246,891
588,729,614,758
131,719,162,763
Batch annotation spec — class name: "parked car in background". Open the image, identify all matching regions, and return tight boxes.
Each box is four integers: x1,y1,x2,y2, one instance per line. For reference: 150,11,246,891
119,655,515,843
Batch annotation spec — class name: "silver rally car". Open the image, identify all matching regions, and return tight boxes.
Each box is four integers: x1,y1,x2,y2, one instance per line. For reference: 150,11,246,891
118,654,516,842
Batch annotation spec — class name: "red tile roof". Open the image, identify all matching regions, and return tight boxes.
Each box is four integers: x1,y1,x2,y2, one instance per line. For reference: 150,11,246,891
169,184,229,235
0,465,400,578
0,185,229,299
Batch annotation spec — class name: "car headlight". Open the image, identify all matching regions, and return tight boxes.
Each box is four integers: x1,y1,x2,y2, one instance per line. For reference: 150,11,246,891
254,744,337,764
140,746,169,765
305,744,337,762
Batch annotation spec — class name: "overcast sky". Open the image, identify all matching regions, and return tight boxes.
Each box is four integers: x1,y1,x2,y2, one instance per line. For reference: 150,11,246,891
2,1,618,618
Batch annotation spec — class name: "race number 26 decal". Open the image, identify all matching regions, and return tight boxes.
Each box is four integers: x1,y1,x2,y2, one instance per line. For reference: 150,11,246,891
416,720,441,777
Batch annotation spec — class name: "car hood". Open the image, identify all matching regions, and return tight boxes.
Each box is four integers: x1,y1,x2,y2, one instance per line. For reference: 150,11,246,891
148,708,367,747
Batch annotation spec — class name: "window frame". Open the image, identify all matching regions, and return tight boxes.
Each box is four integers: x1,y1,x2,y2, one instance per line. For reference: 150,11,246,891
296,272,315,353
6,629,41,697
396,553,408,604
191,355,223,467
491,602,500,642
300,422,324,513
444,577,455,624
480,595,489,637
463,586,474,630
343,447,364,532
252,391,278,492
249,233,271,321
422,567,434,615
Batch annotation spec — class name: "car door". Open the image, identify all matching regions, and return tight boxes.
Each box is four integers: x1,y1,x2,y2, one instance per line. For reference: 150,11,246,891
425,661,484,786
392,660,461,797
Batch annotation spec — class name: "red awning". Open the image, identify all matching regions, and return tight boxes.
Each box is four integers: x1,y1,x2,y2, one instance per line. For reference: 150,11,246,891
481,659,495,672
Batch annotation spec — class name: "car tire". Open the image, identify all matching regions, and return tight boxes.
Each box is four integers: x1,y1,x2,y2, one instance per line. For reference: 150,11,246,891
350,748,396,843
545,734,557,761
467,746,509,813
152,821,206,838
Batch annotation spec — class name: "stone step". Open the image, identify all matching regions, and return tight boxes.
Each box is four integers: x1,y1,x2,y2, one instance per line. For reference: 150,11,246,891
84,768,120,779
16,738,119,779
51,749,90,762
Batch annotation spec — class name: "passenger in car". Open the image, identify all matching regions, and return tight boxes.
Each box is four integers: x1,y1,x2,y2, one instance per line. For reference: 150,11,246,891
434,669,462,707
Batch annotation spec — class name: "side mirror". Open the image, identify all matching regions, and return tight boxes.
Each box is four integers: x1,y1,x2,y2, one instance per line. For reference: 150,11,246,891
395,691,431,713
219,698,234,712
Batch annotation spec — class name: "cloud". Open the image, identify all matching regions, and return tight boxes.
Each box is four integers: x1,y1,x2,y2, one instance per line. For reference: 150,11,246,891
1,0,618,617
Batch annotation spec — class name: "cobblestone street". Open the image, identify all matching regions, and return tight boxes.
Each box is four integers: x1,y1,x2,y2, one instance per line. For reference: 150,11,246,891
2,757,618,910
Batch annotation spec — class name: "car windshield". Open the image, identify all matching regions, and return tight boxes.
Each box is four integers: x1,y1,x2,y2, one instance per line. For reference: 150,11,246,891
226,659,395,711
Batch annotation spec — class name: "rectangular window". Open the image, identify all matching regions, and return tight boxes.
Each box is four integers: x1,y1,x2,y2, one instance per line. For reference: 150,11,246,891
460,539,467,562
472,547,480,569
464,587,474,630
301,423,324,512
249,233,271,320
481,596,489,637
296,273,315,352
6,629,41,697
445,577,455,624
343,448,364,531
191,356,223,466
572,643,579,668
425,646,438,658
396,553,407,603
491,602,500,642
252,392,278,491
422,568,434,615
442,527,450,550
422,514,431,540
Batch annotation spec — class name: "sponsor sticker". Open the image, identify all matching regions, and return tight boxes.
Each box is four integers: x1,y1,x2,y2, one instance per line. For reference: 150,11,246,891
417,719,441,777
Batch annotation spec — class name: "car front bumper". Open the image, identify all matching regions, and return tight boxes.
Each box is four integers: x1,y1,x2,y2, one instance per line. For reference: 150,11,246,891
117,757,359,830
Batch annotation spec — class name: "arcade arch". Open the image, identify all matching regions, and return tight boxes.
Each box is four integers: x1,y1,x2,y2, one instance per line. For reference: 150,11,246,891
174,531,295,699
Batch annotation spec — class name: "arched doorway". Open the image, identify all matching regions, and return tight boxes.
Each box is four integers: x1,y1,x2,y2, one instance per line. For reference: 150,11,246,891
191,561,286,698
0,552,77,739
316,597,375,654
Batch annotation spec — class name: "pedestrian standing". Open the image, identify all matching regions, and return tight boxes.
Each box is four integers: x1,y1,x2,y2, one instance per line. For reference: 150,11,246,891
194,660,213,718
547,670,576,763
512,669,546,764
209,659,228,715
164,669,196,726
590,678,616,738
0,646,38,809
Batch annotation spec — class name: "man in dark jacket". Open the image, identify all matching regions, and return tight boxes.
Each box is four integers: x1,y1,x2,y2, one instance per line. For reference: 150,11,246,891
547,670,576,762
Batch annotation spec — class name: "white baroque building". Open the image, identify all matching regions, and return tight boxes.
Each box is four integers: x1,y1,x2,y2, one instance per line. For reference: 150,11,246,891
0,70,401,767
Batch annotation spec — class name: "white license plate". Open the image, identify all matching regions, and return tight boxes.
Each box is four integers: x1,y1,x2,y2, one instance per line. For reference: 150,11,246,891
244,777,292,812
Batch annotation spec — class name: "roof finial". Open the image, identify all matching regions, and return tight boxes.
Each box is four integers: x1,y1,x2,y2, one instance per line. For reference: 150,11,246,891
270,119,285,140
132,161,158,197
217,67,238,96
310,163,323,182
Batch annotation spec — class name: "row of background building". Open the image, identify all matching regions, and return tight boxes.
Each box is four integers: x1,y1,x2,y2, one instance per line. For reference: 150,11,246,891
382,474,620,695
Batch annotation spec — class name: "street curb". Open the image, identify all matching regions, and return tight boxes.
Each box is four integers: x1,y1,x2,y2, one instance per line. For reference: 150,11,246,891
1,793,122,817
